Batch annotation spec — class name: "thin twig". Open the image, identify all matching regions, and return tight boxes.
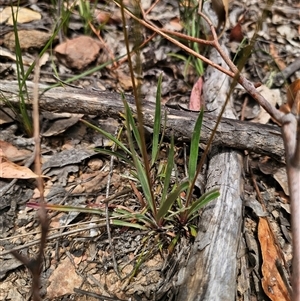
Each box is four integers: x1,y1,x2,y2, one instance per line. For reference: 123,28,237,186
105,154,121,278
1,222,107,256
10,58,49,301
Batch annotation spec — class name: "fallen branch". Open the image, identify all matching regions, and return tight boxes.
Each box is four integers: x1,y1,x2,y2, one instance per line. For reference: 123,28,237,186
0,80,284,162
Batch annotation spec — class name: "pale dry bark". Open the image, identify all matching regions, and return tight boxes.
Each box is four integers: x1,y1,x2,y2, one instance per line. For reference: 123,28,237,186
176,45,243,300
176,149,243,301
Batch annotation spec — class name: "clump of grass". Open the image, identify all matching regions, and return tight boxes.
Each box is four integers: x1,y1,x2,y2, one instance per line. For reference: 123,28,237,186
28,1,220,251
168,0,205,80
80,73,219,248
32,73,219,251
0,3,64,136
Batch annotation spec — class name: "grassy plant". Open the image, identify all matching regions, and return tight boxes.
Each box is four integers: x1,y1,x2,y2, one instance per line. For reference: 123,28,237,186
31,75,219,250
78,0,95,35
26,0,220,249
0,3,66,136
176,0,205,77
80,74,220,240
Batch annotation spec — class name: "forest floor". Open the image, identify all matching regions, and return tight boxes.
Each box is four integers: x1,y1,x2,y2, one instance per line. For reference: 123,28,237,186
0,0,299,300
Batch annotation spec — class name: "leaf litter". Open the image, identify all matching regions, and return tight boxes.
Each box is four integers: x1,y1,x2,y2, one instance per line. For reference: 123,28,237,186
0,0,299,300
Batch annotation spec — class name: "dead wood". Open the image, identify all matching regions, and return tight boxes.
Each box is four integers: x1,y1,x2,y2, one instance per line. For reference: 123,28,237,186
176,149,243,301
1,80,284,162
176,44,243,301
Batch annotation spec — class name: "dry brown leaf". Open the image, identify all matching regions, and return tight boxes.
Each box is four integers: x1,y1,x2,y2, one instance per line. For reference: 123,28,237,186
0,140,32,161
47,256,82,298
286,79,300,115
269,43,286,71
252,85,282,124
258,217,290,301
211,0,229,30
55,36,102,70
0,149,39,179
273,167,289,196
4,30,53,51
229,22,243,42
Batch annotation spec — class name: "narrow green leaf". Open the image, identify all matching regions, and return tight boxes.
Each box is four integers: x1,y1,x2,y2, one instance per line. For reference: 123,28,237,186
160,135,175,203
94,148,133,166
188,109,204,182
111,219,147,230
80,119,131,155
187,188,220,220
151,73,162,166
22,24,63,89
167,53,189,62
157,180,189,223
135,155,154,211
168,233,180,253
123,98,143,154
122,100,155,214
112,209,156,228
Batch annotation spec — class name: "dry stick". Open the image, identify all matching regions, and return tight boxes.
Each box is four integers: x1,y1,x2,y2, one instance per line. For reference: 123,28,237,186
10,59,49,301
114,2,284,123
113,1,234,78
115,3,300,299
105,151,121,278
1,222,107,256
281,112,300,300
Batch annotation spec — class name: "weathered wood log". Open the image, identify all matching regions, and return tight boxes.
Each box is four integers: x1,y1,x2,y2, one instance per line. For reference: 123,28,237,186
176,45,243,301
0,80,284,162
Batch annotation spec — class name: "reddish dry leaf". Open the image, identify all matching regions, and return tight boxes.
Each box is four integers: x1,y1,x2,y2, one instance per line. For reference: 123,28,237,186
94,9,121,25
229,22,243,42
55,36,102,70
258,217,290,301
189,77,204,111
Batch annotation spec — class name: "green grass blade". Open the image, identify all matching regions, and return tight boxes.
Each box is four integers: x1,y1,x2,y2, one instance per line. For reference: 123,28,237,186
123,101,155,214
168,233,180,253
80,119,131,155
94,148,133,166
187,188,220,220
157,180,189,224
123,98,143,154
188,109,204,182
135,154,154,211
160,135,175,203
11,5,32,136
112,209,156,227
151,73,162,166
22,26,63,88
111,219,147,230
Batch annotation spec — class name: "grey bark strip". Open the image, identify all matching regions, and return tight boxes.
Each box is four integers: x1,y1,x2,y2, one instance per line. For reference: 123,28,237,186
176,44,243,300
